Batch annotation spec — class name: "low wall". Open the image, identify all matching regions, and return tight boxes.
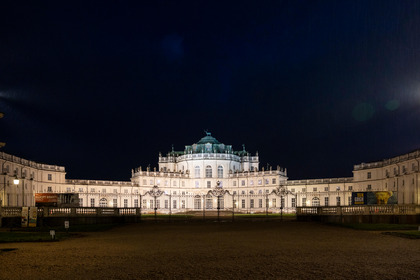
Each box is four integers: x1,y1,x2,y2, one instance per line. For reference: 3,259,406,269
297,214,420,224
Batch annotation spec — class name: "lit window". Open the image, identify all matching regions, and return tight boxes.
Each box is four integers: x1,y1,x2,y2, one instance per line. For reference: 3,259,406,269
205,166,212,178
217,166,223,178
195,166,200,178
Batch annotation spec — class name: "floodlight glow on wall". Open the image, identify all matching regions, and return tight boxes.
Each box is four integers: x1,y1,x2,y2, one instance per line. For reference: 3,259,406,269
13,177,19,185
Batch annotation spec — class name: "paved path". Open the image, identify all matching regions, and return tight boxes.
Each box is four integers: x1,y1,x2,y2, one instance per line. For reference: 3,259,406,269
1,221,419,279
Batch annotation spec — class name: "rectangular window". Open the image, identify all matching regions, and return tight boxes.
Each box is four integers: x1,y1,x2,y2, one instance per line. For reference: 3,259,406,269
164,181,168,186
324,197,329,206
149,199,153,209
367,184,372,190
78,188,84,193
302,198,306,207
143,179,147,185
272,178,276,184
194,198,201,209
336,197,341,206
207,181,211,188
90,188,95,193
113,189,117,193
302,188,306,192
90,198,95,207
124,199,128,208
250,180,254,185
272,198,276,207
250,199,254,208
156,200,160,209
258,180,262,185
48,174,52,181
241,180,245,186
142,199,147,209
206,199,212,209
102,188,106,193
367,172,371,179
173,200,177,209
281,197,285,208
348,186,353,191
241,199,246,208
233,199,237,208
173,181,177,186
134,199,139,208
181,200,185,209
67,187,72,192
79,198,83,207
195,181,199,188
265,179,269,184
348,196,352,206
258,199,262,208
124,189,128,194
233,181,237,186
313,187,317,192
324,187,329,191
291,188,295,193
164,200,168,209
150,180,153,185
182,181,185,187
47,186,52,192
113,199,118,208
291,198,296,208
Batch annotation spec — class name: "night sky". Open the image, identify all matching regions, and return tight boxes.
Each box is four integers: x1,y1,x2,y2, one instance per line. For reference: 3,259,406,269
1,1,419,181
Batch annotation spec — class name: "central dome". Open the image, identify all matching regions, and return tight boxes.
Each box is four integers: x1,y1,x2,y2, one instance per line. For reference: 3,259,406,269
196,133,221,145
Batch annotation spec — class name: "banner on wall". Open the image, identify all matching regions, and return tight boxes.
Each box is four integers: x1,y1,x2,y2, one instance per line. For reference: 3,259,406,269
28,207,38,227
352,191,397,205
21,207,29,227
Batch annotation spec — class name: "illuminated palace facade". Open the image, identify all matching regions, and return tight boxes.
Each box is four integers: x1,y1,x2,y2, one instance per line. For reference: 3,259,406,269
0,133,419,213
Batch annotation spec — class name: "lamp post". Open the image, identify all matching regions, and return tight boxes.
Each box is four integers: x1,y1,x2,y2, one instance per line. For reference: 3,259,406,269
209,181,226,222
232,192,235,222
265,192,269,217
272,185,296,222
1,161,7,207
13,176,19,207
146,186,163,222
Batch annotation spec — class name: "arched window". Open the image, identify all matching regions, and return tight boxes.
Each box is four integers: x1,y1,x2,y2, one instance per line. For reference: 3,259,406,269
205,166,212,178
312,197,320,207
195,166,200,178
217,166,223,178
99,198,108,208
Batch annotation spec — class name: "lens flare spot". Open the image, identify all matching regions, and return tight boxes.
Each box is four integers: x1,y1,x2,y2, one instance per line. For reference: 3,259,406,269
352,102,375,122
385,99,399,111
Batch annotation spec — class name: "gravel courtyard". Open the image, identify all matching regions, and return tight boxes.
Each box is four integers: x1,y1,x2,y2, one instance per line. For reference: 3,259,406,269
1,221,419,280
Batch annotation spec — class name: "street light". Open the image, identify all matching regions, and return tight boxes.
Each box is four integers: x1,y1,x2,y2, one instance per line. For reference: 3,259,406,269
272,185,296,221
146,185,163,222
209,181,227,222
